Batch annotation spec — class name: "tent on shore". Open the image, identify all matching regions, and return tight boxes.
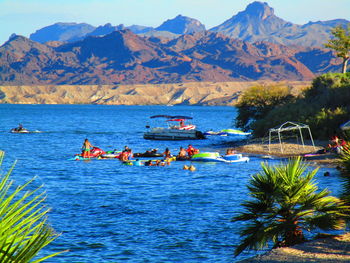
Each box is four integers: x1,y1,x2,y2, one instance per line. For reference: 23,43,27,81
269,121,315,153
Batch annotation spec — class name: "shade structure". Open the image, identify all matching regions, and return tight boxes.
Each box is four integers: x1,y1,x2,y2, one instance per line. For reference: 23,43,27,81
268,121,315,153
341,120,350,131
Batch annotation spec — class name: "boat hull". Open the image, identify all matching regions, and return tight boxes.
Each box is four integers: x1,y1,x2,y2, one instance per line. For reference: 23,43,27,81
144,128,205,140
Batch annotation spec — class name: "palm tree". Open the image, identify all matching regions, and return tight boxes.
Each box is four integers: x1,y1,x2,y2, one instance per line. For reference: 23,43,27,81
233,157,349,256
0,151,65,262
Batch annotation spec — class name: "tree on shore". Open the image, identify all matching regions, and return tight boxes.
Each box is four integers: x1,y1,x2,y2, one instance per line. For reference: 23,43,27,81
0,151,65,262
325,24,350,73
233,157,349,256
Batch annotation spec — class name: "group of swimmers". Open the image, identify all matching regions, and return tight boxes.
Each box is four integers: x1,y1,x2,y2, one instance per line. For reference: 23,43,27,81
176,144,199,159
80,139,200,170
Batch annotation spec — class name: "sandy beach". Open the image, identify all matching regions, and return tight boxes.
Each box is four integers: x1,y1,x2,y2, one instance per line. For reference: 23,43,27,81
239,233,350,263
232,140,340,167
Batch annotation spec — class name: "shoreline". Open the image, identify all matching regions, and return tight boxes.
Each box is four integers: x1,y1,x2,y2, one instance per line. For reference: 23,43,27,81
230,140,340,167
238,233,350,263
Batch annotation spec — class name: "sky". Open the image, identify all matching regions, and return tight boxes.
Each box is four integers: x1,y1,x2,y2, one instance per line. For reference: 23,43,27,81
0,0,349,45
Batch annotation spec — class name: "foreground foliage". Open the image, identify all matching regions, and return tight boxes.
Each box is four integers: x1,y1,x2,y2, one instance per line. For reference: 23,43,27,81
233,157,349,256
0,151,64,262
339,142,350,176
235,73,350,139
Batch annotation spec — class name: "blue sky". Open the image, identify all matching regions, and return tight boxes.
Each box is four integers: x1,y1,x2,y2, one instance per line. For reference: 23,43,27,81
0,0,349,45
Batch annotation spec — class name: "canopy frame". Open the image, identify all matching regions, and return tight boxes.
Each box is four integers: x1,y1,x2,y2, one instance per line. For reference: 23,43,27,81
268,121,315,153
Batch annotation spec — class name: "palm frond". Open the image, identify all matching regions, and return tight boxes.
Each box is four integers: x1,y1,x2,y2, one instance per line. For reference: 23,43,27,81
0,151,65,261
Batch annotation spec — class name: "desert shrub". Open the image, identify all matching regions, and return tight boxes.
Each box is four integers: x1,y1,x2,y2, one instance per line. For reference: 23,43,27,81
235,73,350,139
235,84,294,131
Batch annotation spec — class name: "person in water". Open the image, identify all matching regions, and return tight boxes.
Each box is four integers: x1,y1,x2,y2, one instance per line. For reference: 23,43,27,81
177,147,187,159
186,144,199,157
163,148,171,159
82,139,93,158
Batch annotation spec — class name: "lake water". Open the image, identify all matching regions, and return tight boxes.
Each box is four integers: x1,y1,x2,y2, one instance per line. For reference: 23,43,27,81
0,104,344,262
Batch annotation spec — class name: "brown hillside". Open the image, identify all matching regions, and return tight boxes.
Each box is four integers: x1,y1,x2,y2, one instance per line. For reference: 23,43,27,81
0,81,310,105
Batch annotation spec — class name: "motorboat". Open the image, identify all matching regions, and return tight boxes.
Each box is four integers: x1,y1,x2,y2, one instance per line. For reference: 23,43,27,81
221,129,251,136
143,115,205,140
191,152,249,163
203,129,251,139
10,128,30,133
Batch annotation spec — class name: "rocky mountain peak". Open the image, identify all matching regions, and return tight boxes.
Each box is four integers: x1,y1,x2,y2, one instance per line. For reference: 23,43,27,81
244,1,274,20
156,14,206,34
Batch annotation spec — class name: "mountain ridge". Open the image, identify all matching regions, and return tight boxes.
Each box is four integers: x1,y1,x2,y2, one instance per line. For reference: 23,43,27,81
25,1,349,47
0,30,342,85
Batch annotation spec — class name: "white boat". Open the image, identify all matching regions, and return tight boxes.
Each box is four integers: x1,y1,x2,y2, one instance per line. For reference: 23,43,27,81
143,115,205,140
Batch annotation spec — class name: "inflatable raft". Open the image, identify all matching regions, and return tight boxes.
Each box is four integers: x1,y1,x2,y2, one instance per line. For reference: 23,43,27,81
191,152,249,163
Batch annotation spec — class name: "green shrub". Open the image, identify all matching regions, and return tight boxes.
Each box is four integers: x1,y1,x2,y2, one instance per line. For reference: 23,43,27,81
235,73,350,139
235,84,294,131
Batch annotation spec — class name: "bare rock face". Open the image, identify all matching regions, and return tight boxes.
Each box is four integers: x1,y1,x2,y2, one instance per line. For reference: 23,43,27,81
210,1,349,47
0,30,341,85
156,15,206,34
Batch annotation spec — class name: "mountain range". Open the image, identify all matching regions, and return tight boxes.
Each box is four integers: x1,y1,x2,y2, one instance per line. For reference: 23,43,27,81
28,2,349,47
0,1,347,85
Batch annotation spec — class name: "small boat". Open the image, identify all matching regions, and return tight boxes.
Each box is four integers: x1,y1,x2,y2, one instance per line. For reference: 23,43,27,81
220,129,251,136
191,152,249,163
73,147,106,159
143,115,205,141
133,149,164,158
203,130,228,136
10,128,30,133
222,153,250,162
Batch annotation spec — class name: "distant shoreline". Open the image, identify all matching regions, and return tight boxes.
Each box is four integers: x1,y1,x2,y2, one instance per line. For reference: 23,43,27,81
0,81,310,106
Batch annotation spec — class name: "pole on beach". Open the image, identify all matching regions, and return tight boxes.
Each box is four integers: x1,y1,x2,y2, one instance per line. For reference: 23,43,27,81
307,127,316,151
299,127,305,148
278,129,283,153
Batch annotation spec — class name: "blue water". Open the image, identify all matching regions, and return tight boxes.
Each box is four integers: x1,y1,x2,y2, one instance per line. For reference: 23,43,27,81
0,104,343,262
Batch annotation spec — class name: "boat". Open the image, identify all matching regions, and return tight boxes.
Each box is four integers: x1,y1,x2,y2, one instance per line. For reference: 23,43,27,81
222,153,250,162
203,129,250,138
10,128,30,133
133,149,163,158
203,130,228,136
73,147,106,159
191,152,249,163
143,115,205,140
220,129,251,136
